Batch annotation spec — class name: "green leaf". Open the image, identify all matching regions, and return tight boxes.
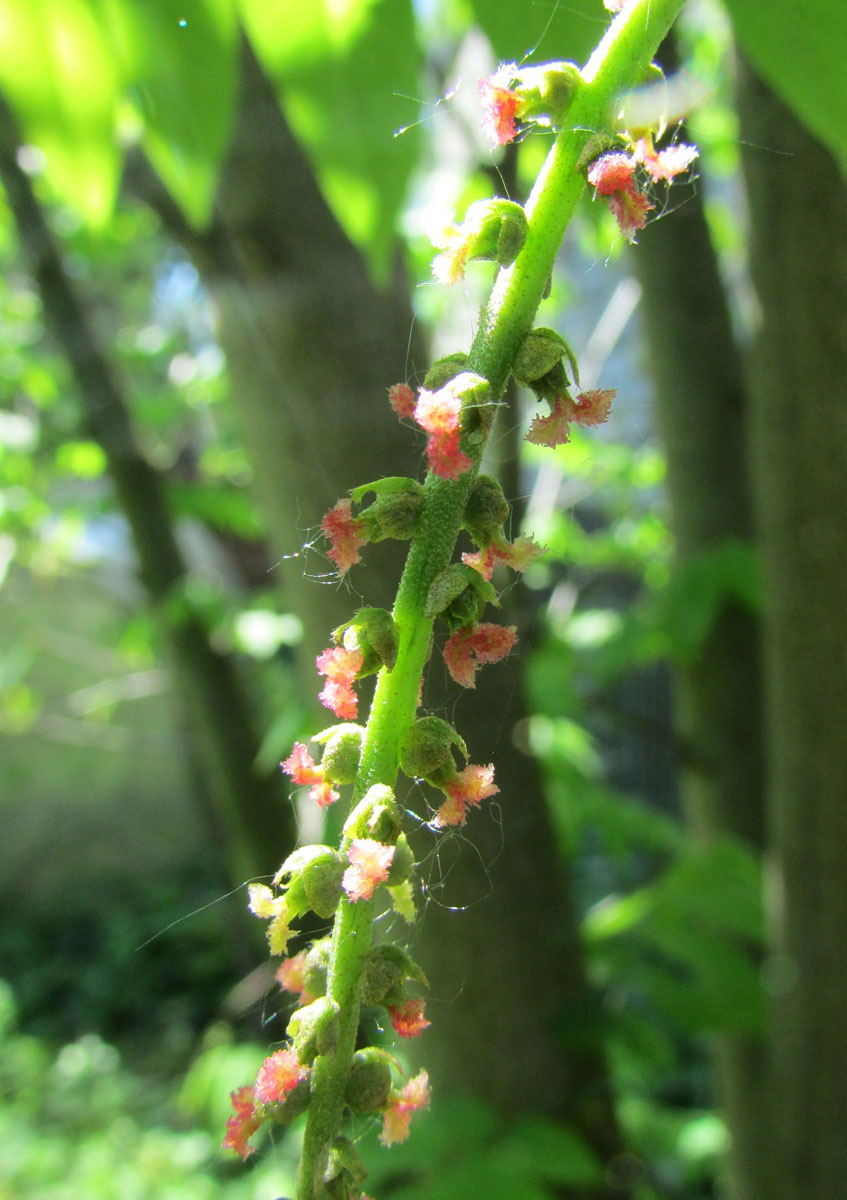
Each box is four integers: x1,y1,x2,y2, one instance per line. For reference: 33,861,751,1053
724,0,847,167
99,0,238,227
466,0,604,72
0,0,121,225
237,0,421,280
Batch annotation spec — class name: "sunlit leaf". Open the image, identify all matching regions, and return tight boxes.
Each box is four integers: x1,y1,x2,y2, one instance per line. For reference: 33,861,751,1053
237,0,420,280
466,0,605,72
0,0,121,225
98,0,238,227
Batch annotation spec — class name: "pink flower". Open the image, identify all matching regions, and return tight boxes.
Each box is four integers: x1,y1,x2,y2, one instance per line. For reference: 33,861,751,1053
281,743,339,809
275,949,313,1004
434,763,499,828
587,152,654,243
479,66,521,146
281,743,322,785
463,533,544,581
574,388,615,427
526,395,577,447
587,151,638,196
379,1070,430,1146
222,1086,262,1159
413,388,473,480
342,838,396,902
388,998,431,1038
316,644,363,720
633,136,698,183
254,1048,309,1107
443,622,517,688
321,498,369,574
388,382,417,418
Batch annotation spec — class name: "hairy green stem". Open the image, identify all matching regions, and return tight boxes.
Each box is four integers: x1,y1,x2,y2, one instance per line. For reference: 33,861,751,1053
295,1,686,1194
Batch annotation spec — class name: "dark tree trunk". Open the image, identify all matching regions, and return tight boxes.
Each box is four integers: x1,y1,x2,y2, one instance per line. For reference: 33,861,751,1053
737,56,847,1200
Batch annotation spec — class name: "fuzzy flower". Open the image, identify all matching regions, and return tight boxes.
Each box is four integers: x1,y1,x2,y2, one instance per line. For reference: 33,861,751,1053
248,883,294,956
316,644,363,720
479,64,521,146
526,395,577,447
434,762,499,827
413,387,473,480
379,1070,430,1146
463,533,545,581
222,1086,263,1159
281,742,340,809
429,218,471,286
388,997,431,1039
388,382,417,418
322,498,369,574
574,388,615,427
527,390,614,447
254,1048,309,1107
587,152,654,243
443,622,517,688
275,949,313,1004
633,136,698,183
342,838,396,902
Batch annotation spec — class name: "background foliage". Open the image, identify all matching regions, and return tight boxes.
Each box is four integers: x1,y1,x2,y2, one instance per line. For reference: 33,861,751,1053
1,0,844,1197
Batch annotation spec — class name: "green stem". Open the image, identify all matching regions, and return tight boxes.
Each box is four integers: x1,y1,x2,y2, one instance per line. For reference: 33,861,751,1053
295,2,686,1194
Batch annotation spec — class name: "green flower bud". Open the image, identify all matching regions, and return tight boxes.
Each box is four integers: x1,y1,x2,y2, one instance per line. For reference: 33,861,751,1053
385,832,414,887
313,723,364,785
326,1137,367,1188
463,474,510,542
287,996,340,1062
274,845,344,920
360,943,429,1007
334,608,399,675
365,488,424,542
513,327,580,388
400,716,467,781
268,1075,311,1125
345,1048,394,1113
343,783,401,844
425,563,498,632
512,61,583,128
423,352,469,391
303,938,331,998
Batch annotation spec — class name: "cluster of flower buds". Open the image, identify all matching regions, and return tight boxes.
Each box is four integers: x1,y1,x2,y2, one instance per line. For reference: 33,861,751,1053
479,59,583,146
225,782,428,1171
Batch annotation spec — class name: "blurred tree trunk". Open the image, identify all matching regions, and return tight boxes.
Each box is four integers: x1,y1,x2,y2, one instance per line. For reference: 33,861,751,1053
736,57,847,1200
632,60,765,1200
136,40,621,1170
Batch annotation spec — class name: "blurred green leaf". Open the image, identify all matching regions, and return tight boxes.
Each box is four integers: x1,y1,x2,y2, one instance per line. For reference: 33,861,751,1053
725,0,847,167
467,0,604,70
99,0,238,227
0,0,121,225
237,0,421,280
